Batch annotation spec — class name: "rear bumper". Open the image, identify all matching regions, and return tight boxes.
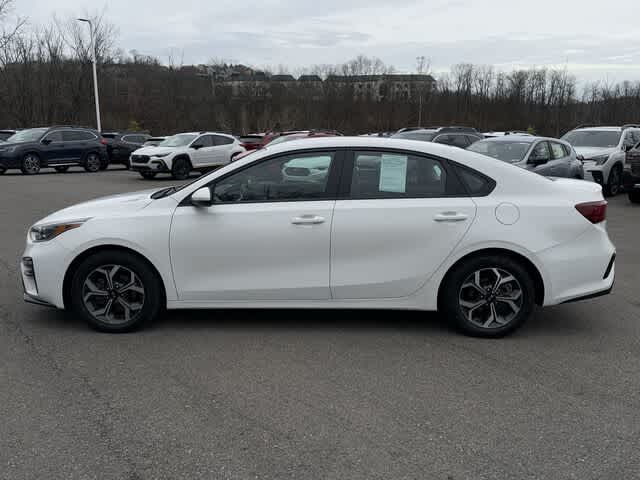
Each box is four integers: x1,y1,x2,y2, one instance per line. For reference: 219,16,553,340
622,170,640,190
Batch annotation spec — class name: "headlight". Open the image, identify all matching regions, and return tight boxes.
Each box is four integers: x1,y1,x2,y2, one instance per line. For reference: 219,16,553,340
592,154,610,165
0,146,16,153
153,153,169,158
29,219,89,242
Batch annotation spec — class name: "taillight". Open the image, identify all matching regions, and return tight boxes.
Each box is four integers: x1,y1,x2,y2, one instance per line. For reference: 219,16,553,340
575,200,607,224
100,138,108,145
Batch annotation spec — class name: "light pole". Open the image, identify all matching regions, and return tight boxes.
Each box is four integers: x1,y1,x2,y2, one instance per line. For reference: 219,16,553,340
77,18,101,132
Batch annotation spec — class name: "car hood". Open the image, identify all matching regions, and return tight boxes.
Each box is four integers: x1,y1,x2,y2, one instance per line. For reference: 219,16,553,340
34,189,160,226
0,140,32,148
573,146,616,159
132,146,176,156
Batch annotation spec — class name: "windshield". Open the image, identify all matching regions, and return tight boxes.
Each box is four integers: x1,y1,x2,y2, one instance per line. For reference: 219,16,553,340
7,128,47,143
392,131,436,142
468,140,532,163
158,134,197,148
562,130,621,148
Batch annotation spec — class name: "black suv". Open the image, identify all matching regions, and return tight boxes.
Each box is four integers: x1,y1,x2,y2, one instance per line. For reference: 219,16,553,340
101,132,150,169
0,126,107,175
392,126,483,148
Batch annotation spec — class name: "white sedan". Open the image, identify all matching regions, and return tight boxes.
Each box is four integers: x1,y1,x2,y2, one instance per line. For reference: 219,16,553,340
21,137,615,337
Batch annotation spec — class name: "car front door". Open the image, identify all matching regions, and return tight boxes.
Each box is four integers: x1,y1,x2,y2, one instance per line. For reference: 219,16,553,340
330,150,477,299
170,150,341,301
525,141,553,175
41,130,67,163
187,135,213,168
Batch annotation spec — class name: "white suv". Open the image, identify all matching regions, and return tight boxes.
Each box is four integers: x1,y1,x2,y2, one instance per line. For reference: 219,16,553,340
130,132,245,180
562,125,640,196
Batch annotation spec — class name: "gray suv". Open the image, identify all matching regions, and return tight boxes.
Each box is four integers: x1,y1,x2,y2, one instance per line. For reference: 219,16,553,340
467,135,584,178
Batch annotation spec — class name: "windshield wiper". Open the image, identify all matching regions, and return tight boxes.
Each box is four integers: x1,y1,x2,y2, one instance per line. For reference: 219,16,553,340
151,186,178,199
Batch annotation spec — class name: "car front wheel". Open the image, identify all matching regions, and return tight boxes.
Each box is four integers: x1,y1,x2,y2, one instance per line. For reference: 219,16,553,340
440,255,536,337
70,250,163,332
171,157,191,180
21,153,41,175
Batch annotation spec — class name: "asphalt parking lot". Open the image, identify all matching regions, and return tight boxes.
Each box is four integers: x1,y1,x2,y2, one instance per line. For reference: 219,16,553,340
1,167,639,480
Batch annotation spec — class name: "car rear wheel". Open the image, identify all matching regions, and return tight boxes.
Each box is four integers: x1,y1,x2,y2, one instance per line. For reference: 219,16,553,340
21,153,41,175
84,153,101,172
629,190,640,204
139,171,157,179
70,250,163,332
171,157,191,180
604,165,622,196
440,255,536,337
55,166,70,173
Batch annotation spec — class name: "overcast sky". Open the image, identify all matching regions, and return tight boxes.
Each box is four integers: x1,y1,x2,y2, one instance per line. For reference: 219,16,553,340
15,0,640,82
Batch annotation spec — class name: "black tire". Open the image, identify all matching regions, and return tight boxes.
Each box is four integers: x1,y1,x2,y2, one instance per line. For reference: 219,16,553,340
603,165,622,197
139,171,157,179
0,168,5,175
20,153,41,175
629,190,640,204
55,166,70,173
84,153,102,172
171,157,191,180
440,254,536,338
123,159,131,170
70,250,163,332
99,160,109,171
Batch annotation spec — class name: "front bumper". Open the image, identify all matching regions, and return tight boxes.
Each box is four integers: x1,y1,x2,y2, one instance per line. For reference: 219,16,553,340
0,152,22,170
131,159,170,173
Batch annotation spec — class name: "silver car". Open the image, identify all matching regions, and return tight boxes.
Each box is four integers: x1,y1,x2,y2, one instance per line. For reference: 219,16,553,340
467,135,584,179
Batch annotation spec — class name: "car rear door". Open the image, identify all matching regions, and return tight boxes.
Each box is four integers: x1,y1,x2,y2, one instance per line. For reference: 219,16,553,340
212,135,235,164
330,149,476,299
63,130,96,161
188,134,213,168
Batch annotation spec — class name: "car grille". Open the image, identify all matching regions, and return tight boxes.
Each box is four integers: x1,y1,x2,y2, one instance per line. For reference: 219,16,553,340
131,155,150,163
629,152,640,176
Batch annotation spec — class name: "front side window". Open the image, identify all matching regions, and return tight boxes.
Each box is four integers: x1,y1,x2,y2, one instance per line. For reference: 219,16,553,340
44,131,64,142
350,151,460,198
211,151,335,203
529,142,551,163
550,142,566,159
193,135,213,148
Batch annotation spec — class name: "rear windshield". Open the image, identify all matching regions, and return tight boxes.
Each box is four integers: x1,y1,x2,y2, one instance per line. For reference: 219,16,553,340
392,131,437,142
468,140,531,163
562,130,621,148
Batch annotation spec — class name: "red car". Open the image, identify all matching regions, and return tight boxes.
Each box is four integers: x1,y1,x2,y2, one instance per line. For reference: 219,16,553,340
238,134,266,151
233,130,342,161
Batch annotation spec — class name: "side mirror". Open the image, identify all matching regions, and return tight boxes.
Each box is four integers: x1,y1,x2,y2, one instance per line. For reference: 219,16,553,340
41,138,51,145
530,157,548,166
191,143,203,150
191,187,212,207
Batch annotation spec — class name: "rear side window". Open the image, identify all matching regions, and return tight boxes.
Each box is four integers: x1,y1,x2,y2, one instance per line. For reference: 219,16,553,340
213,135,234,146
123,135,145,144
44,131,64,142
64,130,96,141
349,151,466,199
550,142,566,159
452,164,496,197
435,134,469,148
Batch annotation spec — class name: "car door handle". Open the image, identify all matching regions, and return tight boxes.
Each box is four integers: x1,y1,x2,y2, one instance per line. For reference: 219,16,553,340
434,212,468,222
291,215,325,225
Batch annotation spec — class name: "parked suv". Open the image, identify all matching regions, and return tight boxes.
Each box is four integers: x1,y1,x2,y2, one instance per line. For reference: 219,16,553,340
101,132,150,169
561,125,640,196
623,141,640,203
0,126,107,175
467,135,584,179
130,132,245,180
392,126,483,148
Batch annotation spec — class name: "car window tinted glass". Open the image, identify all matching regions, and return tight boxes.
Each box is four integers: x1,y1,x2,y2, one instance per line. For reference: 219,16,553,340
45,131,64,142
468,140,531,163
212,152,335,203
9,128,48,143
158,134,197,147
193,135,213,147
562,144,572,156
454,165,496,196
64,130,95,141
562,130,621,148
439,135,469,148
550,142,566,159
214,135,234,146
123,135,144,144
350,151,456,198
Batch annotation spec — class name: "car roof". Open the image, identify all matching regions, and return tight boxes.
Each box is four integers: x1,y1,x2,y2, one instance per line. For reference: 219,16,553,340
573,126,624,132
476,135,569,144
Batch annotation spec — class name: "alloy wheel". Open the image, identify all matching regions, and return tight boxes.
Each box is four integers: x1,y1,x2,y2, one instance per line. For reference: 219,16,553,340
458,268,523,329
609,168,620,196
22,154,40,174
86,154,101,172
82,265,145,324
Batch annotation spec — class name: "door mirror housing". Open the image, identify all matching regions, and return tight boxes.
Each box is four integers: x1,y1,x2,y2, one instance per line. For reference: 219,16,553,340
529,156,548,166
191,143,203,150
191,187,212,206
41,138,52,145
